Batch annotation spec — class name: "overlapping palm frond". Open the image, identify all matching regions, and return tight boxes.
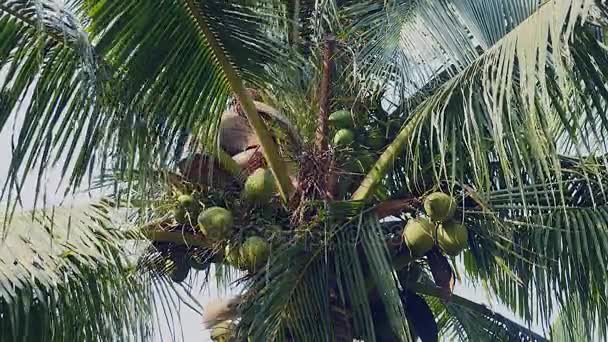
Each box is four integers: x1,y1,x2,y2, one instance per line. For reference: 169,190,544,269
342,0,542,103
0,203,153,342
353,0,605,200
458,158,608,340
426,294,545,341
0,0,293,211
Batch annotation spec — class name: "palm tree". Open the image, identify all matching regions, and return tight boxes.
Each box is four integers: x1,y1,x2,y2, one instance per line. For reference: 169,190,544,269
2,0,608,340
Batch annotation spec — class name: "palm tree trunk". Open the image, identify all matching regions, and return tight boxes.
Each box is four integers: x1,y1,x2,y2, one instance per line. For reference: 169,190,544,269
315,35,336,152
288,0,301,46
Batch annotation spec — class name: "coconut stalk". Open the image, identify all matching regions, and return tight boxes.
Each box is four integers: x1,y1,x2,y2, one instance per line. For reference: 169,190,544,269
183,0,294,203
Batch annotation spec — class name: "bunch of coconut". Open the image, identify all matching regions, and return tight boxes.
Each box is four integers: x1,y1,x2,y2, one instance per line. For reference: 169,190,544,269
193,167,275,273
328,110,387,197
402,192,469,257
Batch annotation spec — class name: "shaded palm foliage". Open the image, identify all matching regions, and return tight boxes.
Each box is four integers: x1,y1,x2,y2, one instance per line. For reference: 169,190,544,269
2,0,608,341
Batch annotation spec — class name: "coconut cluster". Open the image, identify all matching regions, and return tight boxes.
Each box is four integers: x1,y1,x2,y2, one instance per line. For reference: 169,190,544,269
146,156,283,284
329,109,388,198
402,192,469,257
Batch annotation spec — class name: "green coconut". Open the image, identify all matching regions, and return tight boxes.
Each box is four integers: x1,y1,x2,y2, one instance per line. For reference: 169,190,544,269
365,128,386,150
424,192,456,222
333,129,355,147
197,207,234,241
265,224,283,238
328,110,354,129
240,236,269,271
402,217,435,257
437,221,468,256
243,168,276,203
210,320,236,342
177,194,195,208
172,207,188,224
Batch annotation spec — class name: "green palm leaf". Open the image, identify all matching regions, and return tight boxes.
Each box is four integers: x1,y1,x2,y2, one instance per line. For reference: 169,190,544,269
0,203,153,341
353,0,604,201
0,0,294,209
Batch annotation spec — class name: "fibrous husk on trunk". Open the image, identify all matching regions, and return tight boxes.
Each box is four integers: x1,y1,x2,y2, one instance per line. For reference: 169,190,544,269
177,153,234,187
219,111,260,156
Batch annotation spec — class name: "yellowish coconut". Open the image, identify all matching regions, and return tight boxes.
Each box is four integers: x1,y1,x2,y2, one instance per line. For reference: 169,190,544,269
437,221,469,256
240,236,269,271
172,207,188,224
424,192,456,222
243,168,276,203
177,194,195,208
402,218,435,257
198,207,234,241
210,320,236,342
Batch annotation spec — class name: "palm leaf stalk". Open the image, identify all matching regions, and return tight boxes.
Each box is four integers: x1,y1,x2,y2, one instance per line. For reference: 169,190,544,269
181,0,294,203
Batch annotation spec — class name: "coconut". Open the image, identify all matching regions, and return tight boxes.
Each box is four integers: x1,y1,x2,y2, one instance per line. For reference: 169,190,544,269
240,236,269,271
365,128,386,150
333,129,355,147
328,110,354,129
243,168,276,203
437,221,468,256
424,192,456,222
265,224,283,238
402,218,435,257
172,207,187,224
177,194,195,208
197,207,234,241
210,320,236,342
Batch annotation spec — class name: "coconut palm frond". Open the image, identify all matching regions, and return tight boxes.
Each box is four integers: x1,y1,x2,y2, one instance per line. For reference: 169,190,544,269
0,0,294,210
343,0,542,102
237,241,332,341
359,217,412,341
0,203,154,342
458,169,608,340
353,1,605,202
550,296,608,341
424,294,545,341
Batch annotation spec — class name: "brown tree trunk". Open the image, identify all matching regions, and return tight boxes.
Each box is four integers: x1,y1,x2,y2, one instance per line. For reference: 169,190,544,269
315,35,336,153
